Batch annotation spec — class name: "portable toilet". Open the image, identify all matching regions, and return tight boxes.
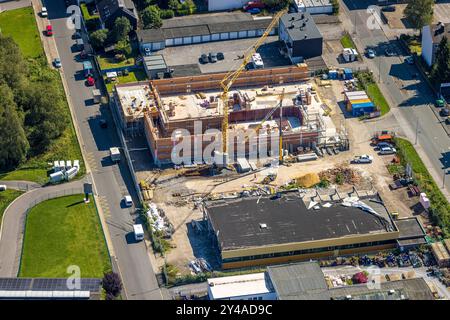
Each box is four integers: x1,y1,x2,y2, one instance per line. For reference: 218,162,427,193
73,160,80,170
66,160,72,170
54,161,60,172
344,68,353,80
59,161,65,171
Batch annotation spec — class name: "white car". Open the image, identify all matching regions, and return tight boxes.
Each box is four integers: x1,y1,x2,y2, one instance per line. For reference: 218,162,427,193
123,195,133,207
41,7,48,17
379,147,397,155
352,155,373,164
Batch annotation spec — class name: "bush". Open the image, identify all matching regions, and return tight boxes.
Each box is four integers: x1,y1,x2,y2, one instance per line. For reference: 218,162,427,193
115,53,126,62
160,9,174,19
102,272,122,298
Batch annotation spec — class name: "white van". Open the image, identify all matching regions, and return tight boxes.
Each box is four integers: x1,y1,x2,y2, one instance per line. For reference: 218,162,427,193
124,195,133,207
0,185,7,191
133,224,144,241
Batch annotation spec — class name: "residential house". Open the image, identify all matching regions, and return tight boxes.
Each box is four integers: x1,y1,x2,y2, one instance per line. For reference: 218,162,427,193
96,0,138,30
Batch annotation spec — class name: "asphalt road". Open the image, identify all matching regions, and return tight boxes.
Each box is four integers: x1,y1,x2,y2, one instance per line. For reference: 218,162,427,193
44,1,162,299
341,0,450,193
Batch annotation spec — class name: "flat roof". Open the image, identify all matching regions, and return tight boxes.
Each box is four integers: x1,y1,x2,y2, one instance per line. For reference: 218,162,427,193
395,218,426,240
144,55,167,71
137,13,273,43
329,278,434,300
280,12,322,42
206,192,394,251
267,262,329,300
207,273,273,299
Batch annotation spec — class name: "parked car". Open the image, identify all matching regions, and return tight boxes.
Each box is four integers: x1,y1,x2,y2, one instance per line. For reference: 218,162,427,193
436,98,445,108
385,48,395,56
376,142,393,150
440,108,450,117
86,76,95,86
73,31,82,39
41,7,48,17
446,116,450,124
217,52,225,60
243,0,265,10
200,53,208,64
379,147,397,155
352,154,373,164
209,52,218,63
405,56,414,65
247,7,261,14
99,119,108,129
53,58,62,68
381,5,396,12
366,48,376,59
45,25,53,36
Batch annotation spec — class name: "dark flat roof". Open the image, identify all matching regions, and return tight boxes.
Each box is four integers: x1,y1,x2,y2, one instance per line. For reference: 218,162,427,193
0,278,101,292
280,12,322,41
206,193,393,251
395,218,426,239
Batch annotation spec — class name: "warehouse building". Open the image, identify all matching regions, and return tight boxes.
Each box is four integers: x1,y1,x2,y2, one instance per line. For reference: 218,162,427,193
204,192,399,269
207,261,434,300
137,13,275,52
279,12,323,64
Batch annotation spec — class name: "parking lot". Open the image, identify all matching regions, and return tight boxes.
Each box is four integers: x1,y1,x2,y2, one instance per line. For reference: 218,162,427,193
160,36,291,75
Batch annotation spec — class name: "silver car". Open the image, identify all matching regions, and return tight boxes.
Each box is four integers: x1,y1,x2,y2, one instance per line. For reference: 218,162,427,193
379,147,396,155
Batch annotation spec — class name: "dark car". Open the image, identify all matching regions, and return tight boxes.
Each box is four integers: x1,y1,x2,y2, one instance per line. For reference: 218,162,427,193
99,119,108,129
217,52,225,60
385,48,396,56
440,108,450,117
381,5,396,12
209,52,218,63
200,54,208,64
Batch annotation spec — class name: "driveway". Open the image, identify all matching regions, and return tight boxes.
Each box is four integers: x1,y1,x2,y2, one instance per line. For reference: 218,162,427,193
41,0,162,299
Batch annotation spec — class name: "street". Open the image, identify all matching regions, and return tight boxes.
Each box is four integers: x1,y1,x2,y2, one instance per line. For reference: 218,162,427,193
340,0,450,195
42,0,162,299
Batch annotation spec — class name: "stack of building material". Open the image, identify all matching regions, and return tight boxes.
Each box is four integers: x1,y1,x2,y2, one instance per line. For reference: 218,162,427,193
430,242,450,267
344,91,375,116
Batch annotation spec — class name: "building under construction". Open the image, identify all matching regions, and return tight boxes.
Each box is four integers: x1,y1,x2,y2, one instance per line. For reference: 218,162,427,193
112,65,346,166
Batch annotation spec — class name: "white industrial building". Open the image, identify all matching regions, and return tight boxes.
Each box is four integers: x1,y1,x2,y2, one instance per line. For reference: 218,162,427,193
207,0,247,11
294,0,333,14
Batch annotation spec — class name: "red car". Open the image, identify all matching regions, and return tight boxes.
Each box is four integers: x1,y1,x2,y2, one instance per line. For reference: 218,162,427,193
243,0,265,10
86,76,95,86
46,25,53,36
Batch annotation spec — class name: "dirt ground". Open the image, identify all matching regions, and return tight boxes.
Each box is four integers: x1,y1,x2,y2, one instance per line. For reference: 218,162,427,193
147,79,428,275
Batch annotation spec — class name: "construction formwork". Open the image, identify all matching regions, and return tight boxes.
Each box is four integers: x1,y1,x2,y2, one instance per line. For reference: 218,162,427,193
141,65,333,166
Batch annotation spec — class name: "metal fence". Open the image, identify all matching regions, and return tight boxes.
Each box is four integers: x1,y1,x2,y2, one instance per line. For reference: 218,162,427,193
25,188,84,211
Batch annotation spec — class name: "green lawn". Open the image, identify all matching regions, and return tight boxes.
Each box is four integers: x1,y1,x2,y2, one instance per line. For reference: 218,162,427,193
19,194,110,278
395,138,450,236
0,7,43,58
340,33,356,49
98,55,136,70
0,190,24,228
0,7,84,184
105,69,148,93
366,83,390,116
81,3,99,21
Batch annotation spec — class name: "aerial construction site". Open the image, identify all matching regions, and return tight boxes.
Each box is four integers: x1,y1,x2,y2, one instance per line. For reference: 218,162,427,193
114,64,347,166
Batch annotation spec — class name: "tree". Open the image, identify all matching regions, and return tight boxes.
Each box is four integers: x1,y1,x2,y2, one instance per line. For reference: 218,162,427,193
111,17,132,43
160,9,175,19
0,84,29,170
0,35,27,91
142,5,163,29
102,272,122,299
404,0,434,31
179,0,196,15
21,83,68,155
168,0,180,11
115,39,132,56
431,36,450,85
90,29,109,50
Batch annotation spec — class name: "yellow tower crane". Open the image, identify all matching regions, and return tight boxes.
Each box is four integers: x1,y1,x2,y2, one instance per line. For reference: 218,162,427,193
219,9,288,163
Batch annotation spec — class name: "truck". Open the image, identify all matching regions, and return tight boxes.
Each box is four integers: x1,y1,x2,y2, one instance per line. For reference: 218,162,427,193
133,224,144,242
110,147,121,162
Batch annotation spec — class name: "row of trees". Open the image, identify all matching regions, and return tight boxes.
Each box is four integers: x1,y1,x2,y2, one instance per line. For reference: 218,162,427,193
0,35,68,170
431,36,450,85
